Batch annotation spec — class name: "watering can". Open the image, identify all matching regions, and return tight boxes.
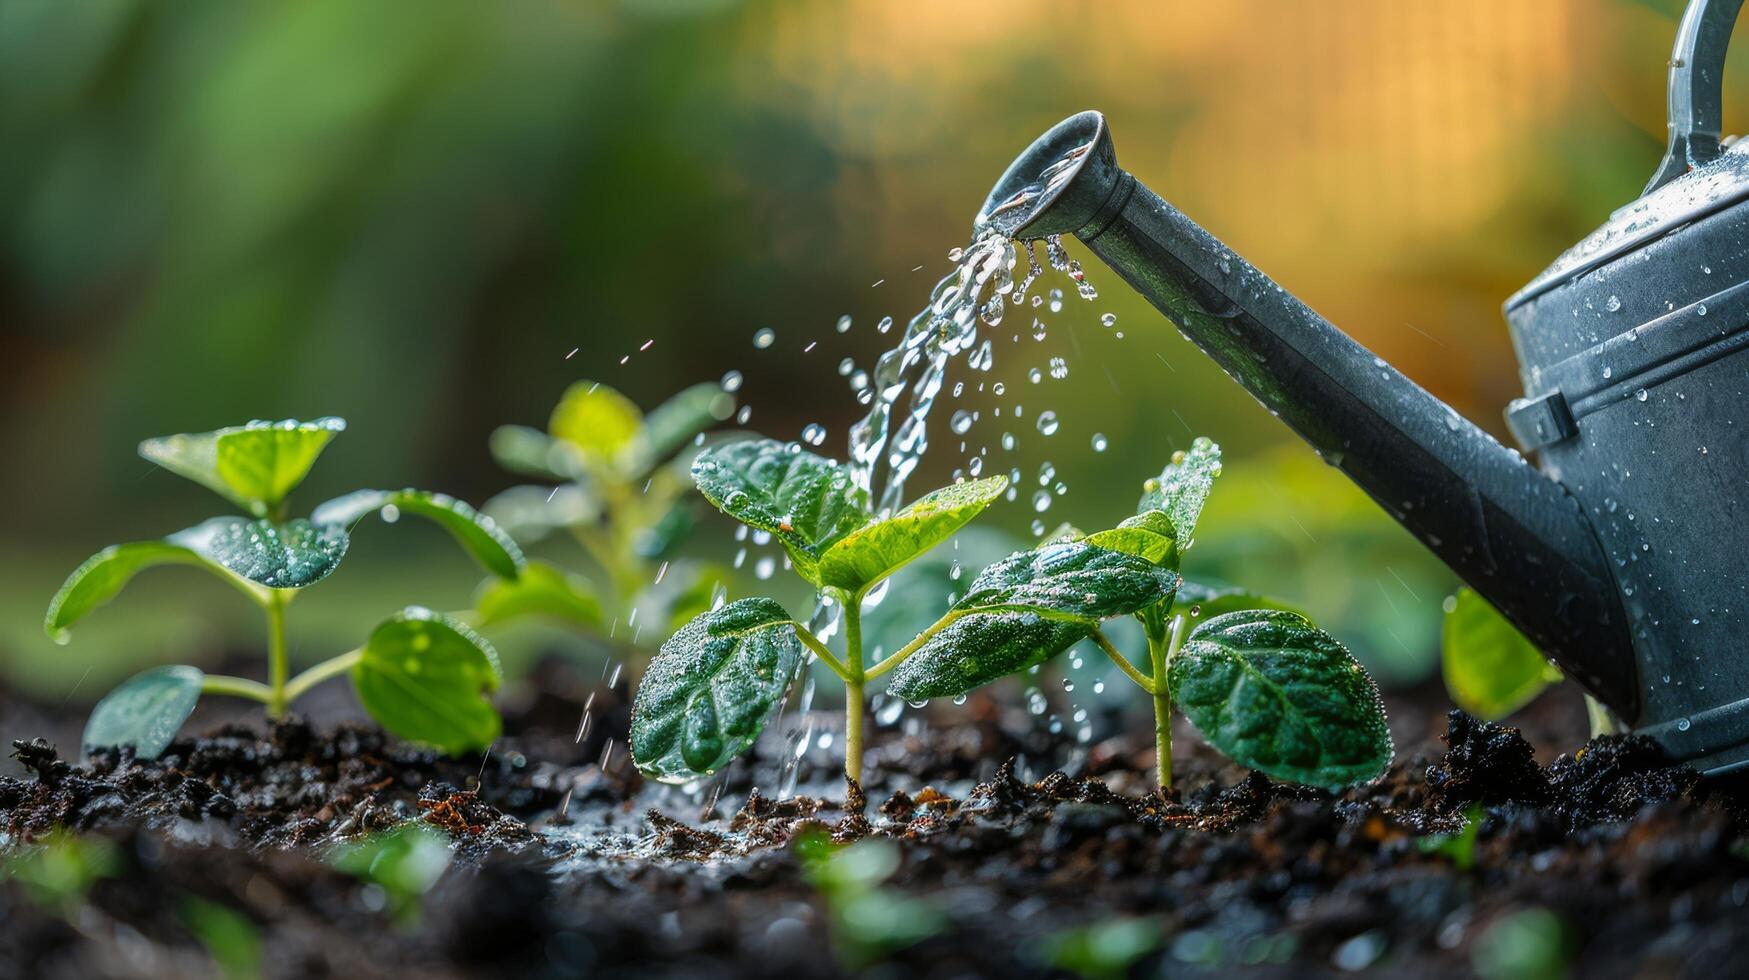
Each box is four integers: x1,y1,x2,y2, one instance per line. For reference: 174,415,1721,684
978,0,1749,773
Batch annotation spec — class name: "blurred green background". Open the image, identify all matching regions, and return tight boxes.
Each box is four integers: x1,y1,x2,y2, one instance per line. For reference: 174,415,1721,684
0,0,1724,703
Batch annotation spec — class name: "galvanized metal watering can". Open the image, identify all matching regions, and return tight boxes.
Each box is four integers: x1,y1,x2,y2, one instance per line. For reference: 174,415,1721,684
978,0,1749,772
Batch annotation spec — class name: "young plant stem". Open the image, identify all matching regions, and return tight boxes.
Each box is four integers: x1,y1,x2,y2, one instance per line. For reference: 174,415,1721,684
265,589,291,719
283,650,363,705
841,590,866,788
200,675,274,703
1151,614,1188,792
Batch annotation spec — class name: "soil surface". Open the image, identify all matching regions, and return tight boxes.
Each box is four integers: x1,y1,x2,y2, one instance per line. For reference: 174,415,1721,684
4,656,1749,979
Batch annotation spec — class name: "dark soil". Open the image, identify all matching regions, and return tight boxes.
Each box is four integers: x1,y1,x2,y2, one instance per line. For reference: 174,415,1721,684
5,657,1749,979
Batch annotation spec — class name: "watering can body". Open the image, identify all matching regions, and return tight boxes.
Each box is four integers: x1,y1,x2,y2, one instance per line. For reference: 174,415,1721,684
983,0,1749,771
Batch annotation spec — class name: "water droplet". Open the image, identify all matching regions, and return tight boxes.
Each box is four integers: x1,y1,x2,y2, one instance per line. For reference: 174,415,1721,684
1605,295,1622,312
1036,411,1060,435
1698,304,1708,317
1032,318,1047,341
951,693,968,706
1100,312,1117,328
1636,388,1648,402
1049,357,1068,379
1061,677,1074,692
1028,367,1043,384
754,556,776,579
1091,433,1108,452
1603,365,1614,379
801,423,827,446
835,314,852,334
838,357,855,376
1677,717,1692,732
877,315,894,334
951,409,975,435
1048,288,1064,313
1032,489,1052,512
753,328,775,349
720,370,744,393
947,246,964,262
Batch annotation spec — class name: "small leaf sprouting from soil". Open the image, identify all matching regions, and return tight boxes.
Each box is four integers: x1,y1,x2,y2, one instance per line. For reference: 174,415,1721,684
351,608,503,754
1169,609,1392,790
312,488,525,579
1136,435,1221,547
631,597,803,782
1442,587,1560,721
885,541,1179,700
816,475,1008,591
168,517,349,589
472,560,603,630
82,665,204,759
139,417,346,515
689,439,871,584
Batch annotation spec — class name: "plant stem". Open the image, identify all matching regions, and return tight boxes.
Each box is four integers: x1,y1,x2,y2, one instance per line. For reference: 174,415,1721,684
283,650,363,705
792,626,853,682
265,590,291,719
1151,614,1188,792
842,590,866,787
1092,628,1154,694
200,675,274,703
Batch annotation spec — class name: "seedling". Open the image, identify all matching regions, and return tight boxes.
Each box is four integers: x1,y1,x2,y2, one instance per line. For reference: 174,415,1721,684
477,379,734,645
1442,586,1620,736
884,438,1393,792
629,437,1008,785
45,418,524,759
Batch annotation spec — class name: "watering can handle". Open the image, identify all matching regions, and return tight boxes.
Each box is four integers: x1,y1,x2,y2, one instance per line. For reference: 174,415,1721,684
1646,0,1747,195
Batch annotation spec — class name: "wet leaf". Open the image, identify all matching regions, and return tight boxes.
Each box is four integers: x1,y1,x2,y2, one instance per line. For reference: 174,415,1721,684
351,608,502,755
46,541,216,642
548,380,643,463
1442,587,1560,720
311,489,524,579
1137,436,1221,547
634,381,734,471
1170,609,1392,790
631,597,803,782
816,476,1007,592
884,541,1178,700
82,665,204,759
488,424,584,481
690,439,870,585
473,560,603,630
168,517,348,590
1086,510,1178,567
139,418,345,515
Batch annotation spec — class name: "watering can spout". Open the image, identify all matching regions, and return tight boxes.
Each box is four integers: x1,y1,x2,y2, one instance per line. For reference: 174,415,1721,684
981,110,1639,717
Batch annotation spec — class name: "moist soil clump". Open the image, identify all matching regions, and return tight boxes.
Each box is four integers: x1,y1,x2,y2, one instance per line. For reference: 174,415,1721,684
4,670,1749,979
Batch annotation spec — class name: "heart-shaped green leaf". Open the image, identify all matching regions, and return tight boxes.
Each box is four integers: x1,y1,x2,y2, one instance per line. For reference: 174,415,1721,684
1172,580,1305,624
549,380,643,464
1442,587,1561,721
311,489,525,580
884,541,1179,701
168,517,348,590
631,597,803,782
140,418,345,516
885,612,1090,701
46,541,214,642
816,476,1008,592
1169,609,1392,791
690,439,871,585
633,382,735,472
351,608,503,755
473,560,603,630
1086,510,1178,567
1137,436,1221,548
83,665,204,759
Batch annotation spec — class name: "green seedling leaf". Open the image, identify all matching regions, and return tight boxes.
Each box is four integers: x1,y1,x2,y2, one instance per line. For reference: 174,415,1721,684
690,439,871,584
481,483,598,543
1170,609,1392,790
886,541,1179,700
1175,580,1305,622
46,541,211,642
634,381,735,470
1086,510,1178,567
635,503,697,561
1419,802,1484,871
473,560,603,630
1442,587,1561,721
312,489,525,579
886,613,1091,701
1037,522,1086,546
631,597,803,782
180,897,263,980
82,665,204,759
351,608,503,754
139,418,345,515
1137,436,1221,547
4,832,121,908
1029,918,1162,980
549,380,643,464
330,824,452,919
168,517,348,589
816,476,1007,592
489,424,585,481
